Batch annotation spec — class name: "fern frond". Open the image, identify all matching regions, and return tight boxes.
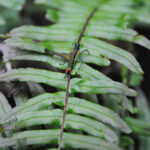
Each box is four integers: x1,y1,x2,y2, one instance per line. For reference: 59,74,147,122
1,0,150,149
0,92,12,117
0,68,137,96
0,93,131,133
0,0,25,11
0,129,122,150
0,16,5,25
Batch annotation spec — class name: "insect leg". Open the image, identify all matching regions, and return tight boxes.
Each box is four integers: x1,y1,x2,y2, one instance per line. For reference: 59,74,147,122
80,49,90,55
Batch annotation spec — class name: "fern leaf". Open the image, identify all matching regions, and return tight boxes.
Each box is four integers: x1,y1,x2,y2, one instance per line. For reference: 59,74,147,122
0,0,25,11
0,129,122,150
0,93,131,133
136,89,150,150
1,109,118,143
0,68,136,96
27,82,45,96
13,91,28,106
0,92,12,118
125,117,150,136
4,49,111,67
5,26,144,73
82,37,143,74
0,16,5,25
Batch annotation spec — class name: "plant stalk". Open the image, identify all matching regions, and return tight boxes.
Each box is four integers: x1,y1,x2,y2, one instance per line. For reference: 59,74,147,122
58,75,71,150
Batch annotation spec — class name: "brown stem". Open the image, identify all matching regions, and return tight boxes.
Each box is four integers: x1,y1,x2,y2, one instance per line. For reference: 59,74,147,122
77,6,98,44
58,75,71,150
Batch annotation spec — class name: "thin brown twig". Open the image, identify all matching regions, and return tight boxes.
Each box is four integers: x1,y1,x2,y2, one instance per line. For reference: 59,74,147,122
58,75,71,150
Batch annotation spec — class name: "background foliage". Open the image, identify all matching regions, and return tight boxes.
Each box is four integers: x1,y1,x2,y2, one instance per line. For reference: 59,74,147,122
0,0,150,150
